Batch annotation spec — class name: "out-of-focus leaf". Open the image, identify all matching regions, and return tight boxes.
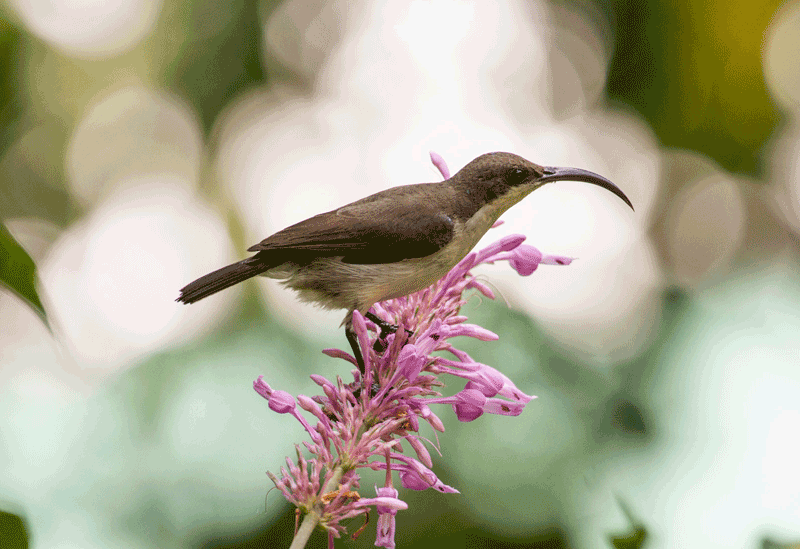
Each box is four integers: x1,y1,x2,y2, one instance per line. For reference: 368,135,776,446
0,510,29,549
605,0,783,175
0,223,46,321
609,525,647,549
156,0,270,133
608,499,648,549
761,537,800,549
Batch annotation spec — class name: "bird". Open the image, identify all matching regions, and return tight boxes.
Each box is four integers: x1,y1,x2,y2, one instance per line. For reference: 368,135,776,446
177,152,633,371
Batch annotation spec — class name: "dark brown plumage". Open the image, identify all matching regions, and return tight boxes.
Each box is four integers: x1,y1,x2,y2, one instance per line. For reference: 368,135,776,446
177,152,633,370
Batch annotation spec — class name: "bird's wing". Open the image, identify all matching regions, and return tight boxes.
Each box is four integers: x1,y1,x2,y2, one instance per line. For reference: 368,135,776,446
246,185,454,264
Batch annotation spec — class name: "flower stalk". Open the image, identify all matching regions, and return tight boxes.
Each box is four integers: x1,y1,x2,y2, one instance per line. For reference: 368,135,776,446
288,465,345,549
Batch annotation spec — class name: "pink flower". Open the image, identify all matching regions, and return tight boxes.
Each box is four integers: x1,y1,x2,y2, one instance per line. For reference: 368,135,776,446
429,151,451,179
372,487,403,549
498,244,575,276
253,153,573,548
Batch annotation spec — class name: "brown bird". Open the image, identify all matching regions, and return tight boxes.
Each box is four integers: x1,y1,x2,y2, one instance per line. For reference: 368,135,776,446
177,152,633,370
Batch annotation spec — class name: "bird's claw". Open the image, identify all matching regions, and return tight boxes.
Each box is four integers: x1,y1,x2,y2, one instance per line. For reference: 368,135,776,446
365,312,413,352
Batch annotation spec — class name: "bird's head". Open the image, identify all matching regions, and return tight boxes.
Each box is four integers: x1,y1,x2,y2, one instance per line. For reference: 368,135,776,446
453,151,634,211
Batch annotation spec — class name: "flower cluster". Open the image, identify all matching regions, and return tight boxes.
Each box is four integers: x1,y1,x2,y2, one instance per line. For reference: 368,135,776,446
253,153,574,549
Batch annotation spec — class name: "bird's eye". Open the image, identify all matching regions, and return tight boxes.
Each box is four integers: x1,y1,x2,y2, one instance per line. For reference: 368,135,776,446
506,167,529,186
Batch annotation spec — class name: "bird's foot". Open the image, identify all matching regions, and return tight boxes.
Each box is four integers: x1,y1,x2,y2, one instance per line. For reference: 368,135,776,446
365,312,414,352
345,312,415,379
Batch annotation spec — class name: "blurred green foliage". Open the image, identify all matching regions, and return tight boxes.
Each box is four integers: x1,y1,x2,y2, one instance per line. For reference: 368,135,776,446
604,0,783,174
0,18,76,224
155,0,269,133
607,499,647,549
609,526,647,549
201,505,570,549
762,538,800,549
0,20,24,160
0,510,29,549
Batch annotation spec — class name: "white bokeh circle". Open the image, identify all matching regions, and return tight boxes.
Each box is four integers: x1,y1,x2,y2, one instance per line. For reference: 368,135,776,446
39,177,237,370
67,87,203,206
9,0,162,58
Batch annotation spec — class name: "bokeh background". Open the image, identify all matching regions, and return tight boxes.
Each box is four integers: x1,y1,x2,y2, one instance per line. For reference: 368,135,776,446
2,0,800,547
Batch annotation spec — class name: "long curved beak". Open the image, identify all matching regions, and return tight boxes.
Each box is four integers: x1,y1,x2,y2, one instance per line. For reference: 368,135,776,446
539,166,634,211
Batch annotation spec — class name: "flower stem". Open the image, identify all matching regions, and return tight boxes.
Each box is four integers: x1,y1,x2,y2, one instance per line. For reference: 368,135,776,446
288,465,345,549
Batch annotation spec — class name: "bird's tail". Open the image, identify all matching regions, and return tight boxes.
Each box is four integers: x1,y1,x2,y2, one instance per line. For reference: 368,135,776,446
176,257,268,304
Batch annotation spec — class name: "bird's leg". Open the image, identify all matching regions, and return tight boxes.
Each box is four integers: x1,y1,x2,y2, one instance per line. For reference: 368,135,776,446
364,311,414,353
345,312,415,377
365,312,399,339
345,322,367,376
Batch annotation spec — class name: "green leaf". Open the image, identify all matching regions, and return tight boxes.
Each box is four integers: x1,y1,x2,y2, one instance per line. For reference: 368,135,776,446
608,498,648,549
0,510,29,549
0,223,47,321
609,525,647,549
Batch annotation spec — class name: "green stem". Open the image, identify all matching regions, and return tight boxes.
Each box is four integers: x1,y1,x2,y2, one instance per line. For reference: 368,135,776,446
288,465,346,549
